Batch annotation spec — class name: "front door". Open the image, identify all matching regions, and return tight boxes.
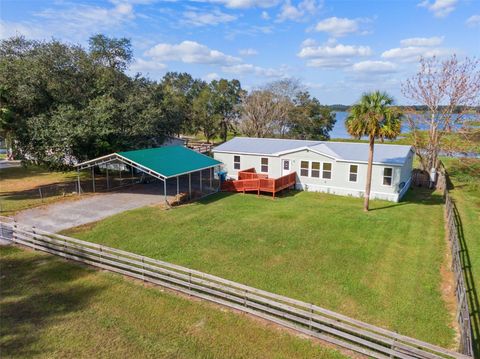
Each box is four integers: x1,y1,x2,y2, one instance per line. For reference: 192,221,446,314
282,159,291,176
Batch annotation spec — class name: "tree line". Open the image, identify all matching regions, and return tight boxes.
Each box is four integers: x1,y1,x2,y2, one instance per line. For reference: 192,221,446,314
0,35,335,168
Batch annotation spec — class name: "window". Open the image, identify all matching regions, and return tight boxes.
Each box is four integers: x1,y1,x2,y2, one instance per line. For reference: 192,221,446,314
311,162,320,178
349,165,358,182
261,158,269,173
234,155,241,170
322,163,332,179
383,167,393,186
300,161,309,176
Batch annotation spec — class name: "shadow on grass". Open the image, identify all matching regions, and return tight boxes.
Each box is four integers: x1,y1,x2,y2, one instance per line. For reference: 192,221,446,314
196,188,302,205
452,202,480,356
0,248,104,358
369,187,444,211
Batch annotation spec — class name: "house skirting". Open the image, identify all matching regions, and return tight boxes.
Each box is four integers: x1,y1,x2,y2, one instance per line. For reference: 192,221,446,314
295,183,402,202
226,174,411,203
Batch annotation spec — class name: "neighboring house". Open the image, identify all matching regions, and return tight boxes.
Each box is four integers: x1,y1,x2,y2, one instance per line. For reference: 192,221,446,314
213,137,414,202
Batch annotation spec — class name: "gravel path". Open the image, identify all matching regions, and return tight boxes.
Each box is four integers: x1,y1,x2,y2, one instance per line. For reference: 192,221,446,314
14,185,168,233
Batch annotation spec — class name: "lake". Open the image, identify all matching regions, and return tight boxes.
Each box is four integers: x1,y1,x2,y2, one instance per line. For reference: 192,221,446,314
330,111,412,139
331,111,479,158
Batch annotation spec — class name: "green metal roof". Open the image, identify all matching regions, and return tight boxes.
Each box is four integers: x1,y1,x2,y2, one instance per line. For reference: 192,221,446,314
117,146,221,178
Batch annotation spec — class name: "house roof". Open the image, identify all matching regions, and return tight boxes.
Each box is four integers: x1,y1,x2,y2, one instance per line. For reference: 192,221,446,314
77,146,221,178
213,137,412,166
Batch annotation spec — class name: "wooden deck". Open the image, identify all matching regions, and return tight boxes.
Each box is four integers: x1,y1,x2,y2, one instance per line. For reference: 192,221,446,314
221,168,296,198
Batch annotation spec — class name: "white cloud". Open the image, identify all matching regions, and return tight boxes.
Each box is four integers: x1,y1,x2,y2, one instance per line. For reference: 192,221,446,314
305,58,352,68
276,0,321,22
400,36,444,47
261,10,270,19
0,20,48,39
351,60,397,74
301,38,317,47
239,48,258,56
145,40,241,65
36,1,136,29
381,46,451,62
298,44,372,58
182,8,237,26
204,72,221,81
1,1,139,41
466,14,480,27
221,63,285,77
204,0,280,9
418,0,458,18
298,42,372,68
314,17,359,37
130,58,167,72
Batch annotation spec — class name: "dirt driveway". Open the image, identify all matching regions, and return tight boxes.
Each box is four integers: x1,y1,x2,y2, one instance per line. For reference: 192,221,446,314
14,185,168,233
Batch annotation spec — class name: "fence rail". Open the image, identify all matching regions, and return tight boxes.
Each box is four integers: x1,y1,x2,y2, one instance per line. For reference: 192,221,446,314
437,165,474,357
0,217,471,359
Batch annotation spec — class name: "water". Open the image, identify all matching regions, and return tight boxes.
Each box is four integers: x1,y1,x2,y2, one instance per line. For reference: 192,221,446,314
330,111,412,140
330,112,352,139
330,111,479,158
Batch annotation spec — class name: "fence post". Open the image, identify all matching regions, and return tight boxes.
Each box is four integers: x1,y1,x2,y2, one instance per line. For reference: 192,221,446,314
309,304,313,330
32,225,36,244
12,220,17,244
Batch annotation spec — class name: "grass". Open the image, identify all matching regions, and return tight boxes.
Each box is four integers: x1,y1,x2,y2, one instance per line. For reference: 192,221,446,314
441,157,480,356
0,165,83,215
64,187,456,348
0,245,346,359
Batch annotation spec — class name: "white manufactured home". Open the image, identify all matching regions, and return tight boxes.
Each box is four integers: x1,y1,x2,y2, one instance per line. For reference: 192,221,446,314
213,137,414,202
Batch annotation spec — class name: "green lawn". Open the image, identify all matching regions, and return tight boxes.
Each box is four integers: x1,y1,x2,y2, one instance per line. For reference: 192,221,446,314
442,157,480,356
0,165,83,215
0,246,346,359
65,188,456,348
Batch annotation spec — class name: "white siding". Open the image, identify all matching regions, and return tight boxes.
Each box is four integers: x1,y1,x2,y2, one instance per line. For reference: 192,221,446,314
213,148,413,202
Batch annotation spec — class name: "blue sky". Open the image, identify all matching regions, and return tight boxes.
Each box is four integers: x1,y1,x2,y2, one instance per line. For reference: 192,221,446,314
1,0,479,104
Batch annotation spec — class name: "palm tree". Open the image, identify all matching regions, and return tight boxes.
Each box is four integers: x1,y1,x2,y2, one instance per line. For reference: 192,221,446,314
346,91,402,211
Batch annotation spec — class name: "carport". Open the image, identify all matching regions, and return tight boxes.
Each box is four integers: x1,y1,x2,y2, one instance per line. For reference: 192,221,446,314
75,146,222,205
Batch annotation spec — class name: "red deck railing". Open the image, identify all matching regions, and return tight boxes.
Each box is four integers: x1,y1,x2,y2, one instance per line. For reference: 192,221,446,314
221,168,296,198
238,168,269,180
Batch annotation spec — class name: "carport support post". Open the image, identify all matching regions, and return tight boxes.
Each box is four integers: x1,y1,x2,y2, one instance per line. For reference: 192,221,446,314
131,166,134,185
106,167,110,189
92,167,96,192
188,173,192,199
209,167,213,190
163,179,167,203
199,170,202,194
176,176,179,196
77,169,81,195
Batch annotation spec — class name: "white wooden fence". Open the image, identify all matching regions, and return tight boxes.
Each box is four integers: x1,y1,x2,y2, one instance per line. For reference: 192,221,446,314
0,217,472,359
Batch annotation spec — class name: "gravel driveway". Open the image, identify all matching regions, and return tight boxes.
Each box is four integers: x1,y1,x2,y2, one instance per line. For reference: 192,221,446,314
14,185,168,233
